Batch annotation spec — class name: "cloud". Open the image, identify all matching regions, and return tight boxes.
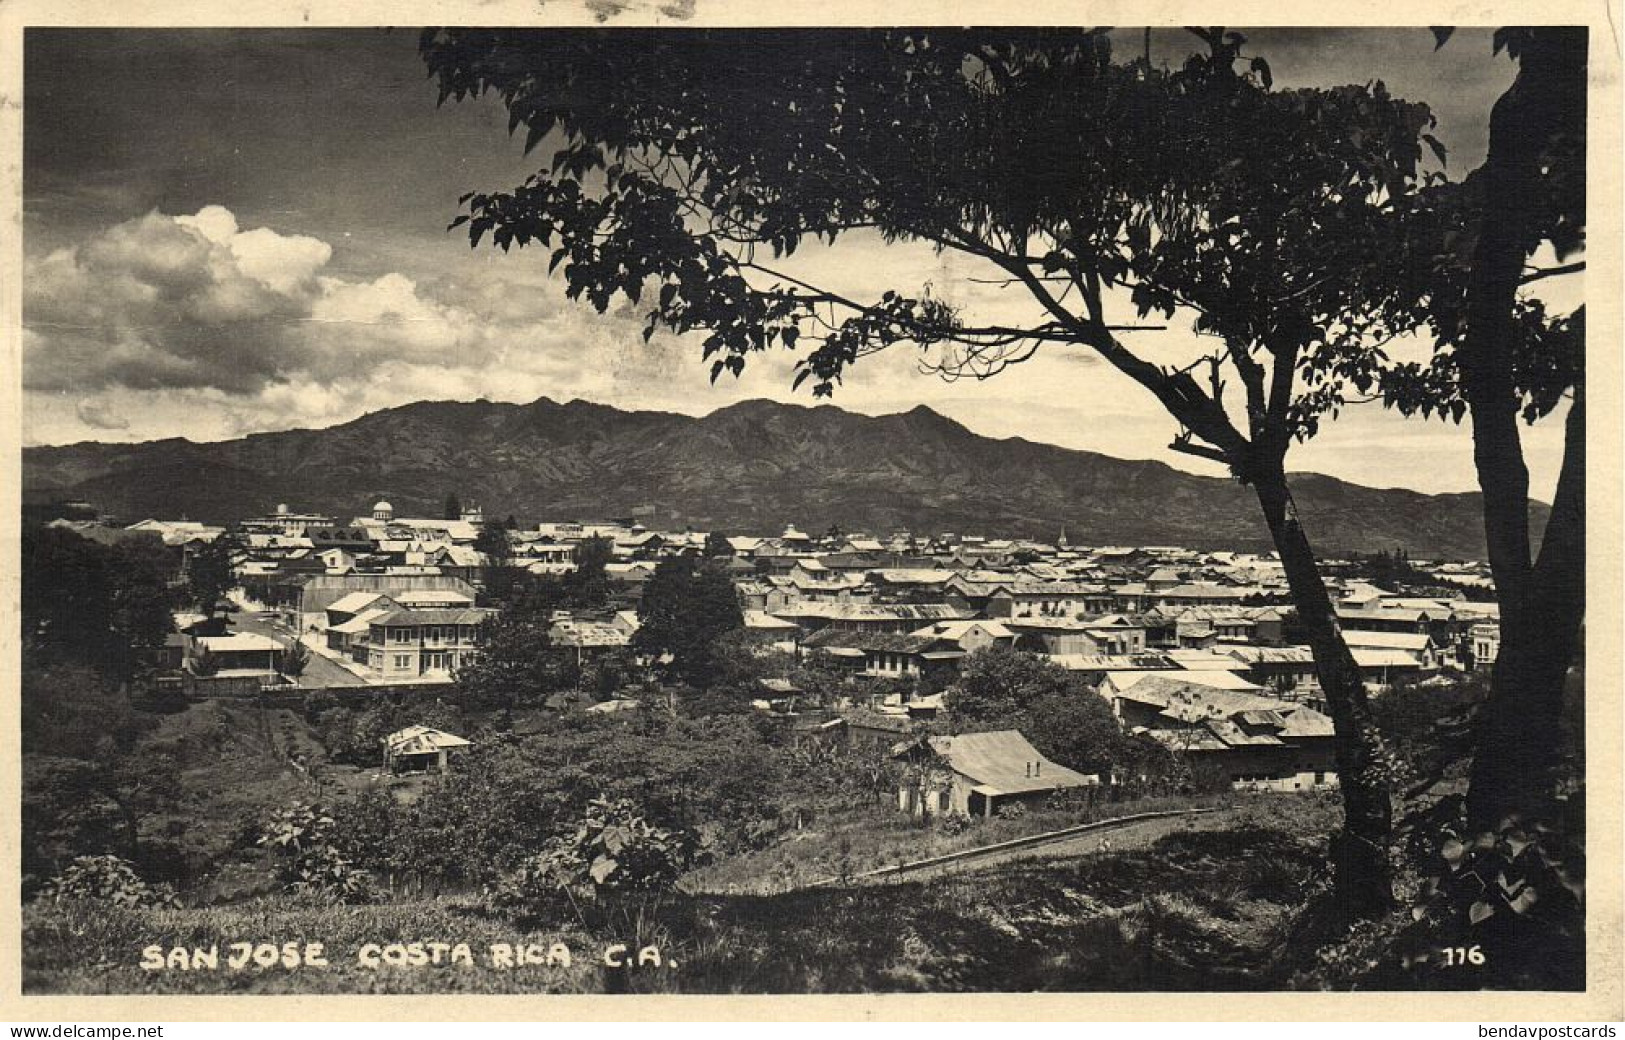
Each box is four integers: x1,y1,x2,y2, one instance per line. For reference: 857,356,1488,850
74,398,129,431
26,208,320,394
23,203,776,441
22,205,548,399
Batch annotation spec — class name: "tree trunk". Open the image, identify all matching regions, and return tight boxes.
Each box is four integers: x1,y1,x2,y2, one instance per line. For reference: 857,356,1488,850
1467,381,1586,827
1456,28,1588,829
1253,464,1394,922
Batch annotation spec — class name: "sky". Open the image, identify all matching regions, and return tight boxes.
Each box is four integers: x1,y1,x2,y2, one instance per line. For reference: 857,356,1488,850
21,27,1581,498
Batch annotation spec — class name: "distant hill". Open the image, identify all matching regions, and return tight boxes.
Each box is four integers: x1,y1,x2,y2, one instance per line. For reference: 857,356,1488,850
21,397,1537,559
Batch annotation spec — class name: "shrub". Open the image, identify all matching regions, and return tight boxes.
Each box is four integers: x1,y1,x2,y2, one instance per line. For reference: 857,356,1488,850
190,647,219,677
995,801,1028,821
938,812,975,836
257,802,372,903
278,642,311,678
38,855,177,908
488,796,702,925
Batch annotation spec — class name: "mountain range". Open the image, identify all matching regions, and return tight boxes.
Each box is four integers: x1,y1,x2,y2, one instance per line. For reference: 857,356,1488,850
22,396,1532,559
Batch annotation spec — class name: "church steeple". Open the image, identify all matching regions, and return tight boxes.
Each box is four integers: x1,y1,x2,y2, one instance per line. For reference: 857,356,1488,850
1057,524,1069,549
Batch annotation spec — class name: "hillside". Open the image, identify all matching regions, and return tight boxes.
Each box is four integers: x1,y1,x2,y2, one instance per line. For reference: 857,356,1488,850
24,810,1337,994
22,396,1535,558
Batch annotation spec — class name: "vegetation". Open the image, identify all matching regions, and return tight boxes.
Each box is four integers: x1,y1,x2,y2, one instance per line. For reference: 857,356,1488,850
22,524,175,679
633,556,745,686
257,803,373,903
23,801,1334,994
489,795,700,926
38,855,177,909
278,641,311,678
186,532,240,619
946,646,1136,775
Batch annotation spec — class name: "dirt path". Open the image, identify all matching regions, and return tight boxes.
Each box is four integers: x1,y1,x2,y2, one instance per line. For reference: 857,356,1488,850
864,807,1247,884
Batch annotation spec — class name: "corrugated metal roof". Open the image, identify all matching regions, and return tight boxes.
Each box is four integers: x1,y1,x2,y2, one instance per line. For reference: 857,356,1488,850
802,629,939,654
197,633,281,652
385,725,472,755
372,608,491,627
923,730,1095,795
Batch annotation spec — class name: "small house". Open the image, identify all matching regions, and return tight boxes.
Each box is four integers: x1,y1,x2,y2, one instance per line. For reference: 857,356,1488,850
382,725,472,774
892,729,1098,818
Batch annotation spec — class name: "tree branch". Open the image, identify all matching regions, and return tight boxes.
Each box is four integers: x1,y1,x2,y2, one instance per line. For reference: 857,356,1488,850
1168,438,1233,465
1518,261,1585,285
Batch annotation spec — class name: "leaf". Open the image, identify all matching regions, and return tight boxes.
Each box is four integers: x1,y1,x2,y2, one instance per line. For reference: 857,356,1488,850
1468,900,1495,925
524,123,546,156
1441,838,1466,867
589,855,618,885
1508,887,1539,914
1422,133,1448,168
1250,56,1272,90
1430,27,1455,50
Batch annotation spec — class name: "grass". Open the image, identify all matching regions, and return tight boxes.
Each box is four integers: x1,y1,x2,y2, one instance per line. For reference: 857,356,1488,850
23,894,603,995
133,700,316,900
25,799,1340,995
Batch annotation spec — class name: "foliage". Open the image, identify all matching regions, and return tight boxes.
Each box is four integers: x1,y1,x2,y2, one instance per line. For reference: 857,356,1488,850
474,520,511,563
1381,29,1585,428
424,28,1441,459
633,556,744,686
776,737,901,820
1384,29,1586,830
452,593,576,714
1413,805,1581,937
37,855,177,909
566,535,614,610
24,757,133,893
704,530,735,557
332,712,781,891
19,662,192,891
25,799,1330,994
278,641,311,678
949,645,1073,722
23,663,153,760
488,796,701,925
21,525,176,680
314,699,465,767
444,491,462,520
1350,548,1433,592
1369,673,1486,782
1293,788,1586,991
186,533,239,618
946,646,1132,773
938,812,976,836
189,645,219,677
258,802,372,903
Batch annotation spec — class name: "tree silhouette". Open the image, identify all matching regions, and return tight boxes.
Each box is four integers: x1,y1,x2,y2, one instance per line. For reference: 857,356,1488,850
1386,27,1586,829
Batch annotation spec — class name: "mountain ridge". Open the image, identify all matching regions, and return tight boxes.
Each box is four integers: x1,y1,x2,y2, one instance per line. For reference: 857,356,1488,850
22,396,1535,559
